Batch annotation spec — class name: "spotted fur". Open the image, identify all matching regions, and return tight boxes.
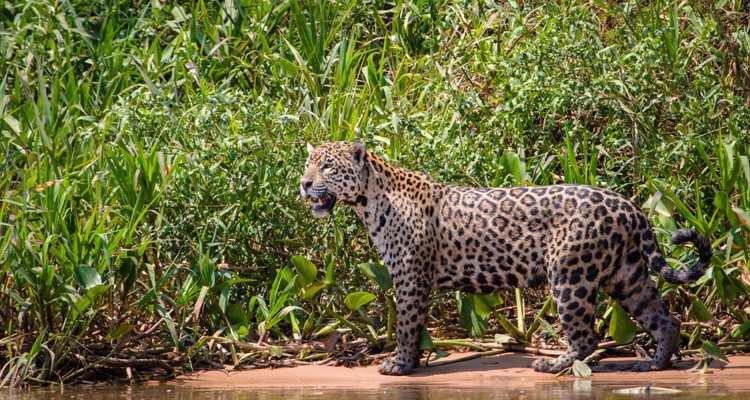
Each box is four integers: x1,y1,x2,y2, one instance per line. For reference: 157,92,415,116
300,142,713,375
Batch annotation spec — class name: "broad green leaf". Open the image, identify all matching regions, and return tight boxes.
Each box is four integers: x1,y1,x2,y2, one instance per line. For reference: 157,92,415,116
492,169,503,187
137,65,161,98
200,258,215,288
731,321,750,338
1,114,20,134
280,266,295,284
302,313,316,336
325,254,336,284
690,299,713,323
155,302,178,345
234,325,249,338
71,285,110,317
572,360,592,377
29,329,46,358
193,286,210,321
458,293,488,338
268,346,283,357
357,262,393,291
291,256,317,285
105,324,135,340
267,305,303,328
472,294,503,317
227,302,248,325
741,155,750,189
85,284,109,304
498,152,525,184
417,326,435,350
74,264,101,291
225,278,256,286
72,297,91,317
315,325,334,337
714,268,741,302
647,180,703,229
428,348,451,362
344,292,376,311
300,280,327,300
714,191,738,225
609,303,638,344
643,193,674,217
277,267,296,301
418,327,450,361
334,224,344,248
494,334,517,344
701,340,729,363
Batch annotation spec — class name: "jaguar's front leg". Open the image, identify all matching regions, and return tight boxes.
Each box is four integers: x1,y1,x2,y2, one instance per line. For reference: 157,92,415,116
378,269,431,376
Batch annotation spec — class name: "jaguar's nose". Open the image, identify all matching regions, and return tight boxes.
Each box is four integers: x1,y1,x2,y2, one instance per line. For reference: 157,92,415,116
301,179,313,193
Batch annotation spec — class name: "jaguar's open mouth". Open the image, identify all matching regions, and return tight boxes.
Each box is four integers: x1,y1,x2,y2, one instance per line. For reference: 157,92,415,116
309,192,337,217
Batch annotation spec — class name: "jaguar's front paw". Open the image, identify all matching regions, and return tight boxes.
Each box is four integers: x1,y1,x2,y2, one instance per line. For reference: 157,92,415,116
378,356,414,375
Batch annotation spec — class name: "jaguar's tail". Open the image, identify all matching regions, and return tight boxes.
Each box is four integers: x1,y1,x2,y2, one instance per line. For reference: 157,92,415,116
646,229,712,284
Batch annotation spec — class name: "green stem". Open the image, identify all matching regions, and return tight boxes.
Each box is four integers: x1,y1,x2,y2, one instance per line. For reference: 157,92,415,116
492,310,526,341
432,340,489,351
515,288,525,333
310,299,379,346
682,344,750,355
525,295,554,341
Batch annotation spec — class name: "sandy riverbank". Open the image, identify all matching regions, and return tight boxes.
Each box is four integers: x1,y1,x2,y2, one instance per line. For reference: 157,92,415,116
173,352,750,391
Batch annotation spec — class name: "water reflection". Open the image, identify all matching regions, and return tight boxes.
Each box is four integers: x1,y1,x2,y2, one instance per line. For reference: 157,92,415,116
0,381,748,400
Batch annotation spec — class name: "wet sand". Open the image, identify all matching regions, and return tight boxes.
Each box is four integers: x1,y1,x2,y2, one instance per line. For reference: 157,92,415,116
174,353,750,391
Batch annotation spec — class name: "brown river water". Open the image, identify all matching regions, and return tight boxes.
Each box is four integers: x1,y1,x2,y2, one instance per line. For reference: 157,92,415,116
1,382,749,400
2,353,749,400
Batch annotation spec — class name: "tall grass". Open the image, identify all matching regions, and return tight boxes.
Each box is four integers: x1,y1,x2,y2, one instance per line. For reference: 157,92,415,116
1,0,749,385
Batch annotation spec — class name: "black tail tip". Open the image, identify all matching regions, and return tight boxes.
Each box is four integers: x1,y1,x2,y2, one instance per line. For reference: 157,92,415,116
671,229,698,245
671,229,712,259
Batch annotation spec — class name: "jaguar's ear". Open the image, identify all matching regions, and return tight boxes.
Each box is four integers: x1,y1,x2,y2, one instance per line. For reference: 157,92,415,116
350,142,366,165
306,142,315,155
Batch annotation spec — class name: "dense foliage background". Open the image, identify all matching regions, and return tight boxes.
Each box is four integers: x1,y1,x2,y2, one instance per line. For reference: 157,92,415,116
1,0,749,385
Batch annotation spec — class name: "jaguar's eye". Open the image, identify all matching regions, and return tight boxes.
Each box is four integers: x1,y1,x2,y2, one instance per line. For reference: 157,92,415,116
320,162,330,171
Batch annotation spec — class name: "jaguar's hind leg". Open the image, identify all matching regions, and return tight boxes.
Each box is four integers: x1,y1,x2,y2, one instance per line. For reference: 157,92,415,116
609,274,679,371
532,284,599,373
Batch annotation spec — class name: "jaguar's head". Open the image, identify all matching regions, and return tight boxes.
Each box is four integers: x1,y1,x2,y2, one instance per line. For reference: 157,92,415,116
300,141,367,218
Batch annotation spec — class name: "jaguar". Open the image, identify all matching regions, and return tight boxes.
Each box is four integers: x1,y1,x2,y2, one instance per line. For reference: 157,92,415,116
300,141,712,375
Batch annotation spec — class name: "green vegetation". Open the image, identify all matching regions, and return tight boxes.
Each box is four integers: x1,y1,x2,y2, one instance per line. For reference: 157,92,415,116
1,0,749,386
